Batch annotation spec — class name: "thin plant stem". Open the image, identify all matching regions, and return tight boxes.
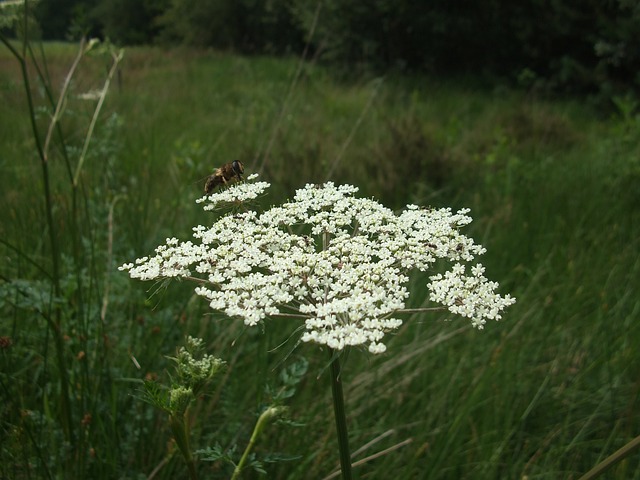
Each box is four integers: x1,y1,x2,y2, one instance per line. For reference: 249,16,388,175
1,16,74,446
231,416,262,480
73,46,124,186
43,38,86,161
577,434,640,480
232,407,282,480
395,307,445,314
328,348,353,480
323,438,413,480
257,0,322,175
325,78,383,181
170,412,198,480
232,441,255,479
101,195,125,323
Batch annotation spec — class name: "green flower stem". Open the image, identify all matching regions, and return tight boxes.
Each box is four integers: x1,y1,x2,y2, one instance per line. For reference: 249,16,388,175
232,406,282,480
328,349,353,480
169,412,197,480
232,421,259,479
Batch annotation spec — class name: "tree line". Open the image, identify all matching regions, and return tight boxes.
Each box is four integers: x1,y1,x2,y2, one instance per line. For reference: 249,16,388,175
24,0,640,96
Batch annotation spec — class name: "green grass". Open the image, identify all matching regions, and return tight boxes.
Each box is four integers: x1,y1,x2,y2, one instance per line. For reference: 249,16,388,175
1,41,639,479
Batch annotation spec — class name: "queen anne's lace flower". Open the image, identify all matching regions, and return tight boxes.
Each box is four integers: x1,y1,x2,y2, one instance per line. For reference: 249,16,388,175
120,179,515,354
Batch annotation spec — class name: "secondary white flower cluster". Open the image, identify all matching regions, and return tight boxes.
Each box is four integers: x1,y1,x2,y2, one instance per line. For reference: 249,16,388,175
172,336,225,393
120,179,515,354
196,173,269,210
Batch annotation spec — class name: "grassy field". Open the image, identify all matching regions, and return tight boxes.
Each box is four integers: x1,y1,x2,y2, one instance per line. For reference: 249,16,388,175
1,41,639,479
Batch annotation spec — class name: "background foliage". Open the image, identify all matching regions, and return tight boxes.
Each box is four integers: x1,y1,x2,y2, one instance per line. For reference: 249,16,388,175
27,0,640,97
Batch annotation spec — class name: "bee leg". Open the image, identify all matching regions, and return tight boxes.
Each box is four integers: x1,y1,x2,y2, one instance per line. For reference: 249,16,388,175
204,176,214,194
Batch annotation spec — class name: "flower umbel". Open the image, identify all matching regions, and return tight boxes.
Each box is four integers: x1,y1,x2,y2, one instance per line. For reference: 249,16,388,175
121,179,515,353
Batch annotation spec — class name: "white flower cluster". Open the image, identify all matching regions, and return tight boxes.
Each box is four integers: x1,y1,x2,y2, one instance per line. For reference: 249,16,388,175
196,173,270,210
427,263,515,328
120,179,515,354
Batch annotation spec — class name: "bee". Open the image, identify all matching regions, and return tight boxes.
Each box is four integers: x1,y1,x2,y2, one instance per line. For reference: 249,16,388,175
204,160,245,194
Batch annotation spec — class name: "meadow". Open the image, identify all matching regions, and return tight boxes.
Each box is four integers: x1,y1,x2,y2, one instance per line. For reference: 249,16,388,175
0,41,639,479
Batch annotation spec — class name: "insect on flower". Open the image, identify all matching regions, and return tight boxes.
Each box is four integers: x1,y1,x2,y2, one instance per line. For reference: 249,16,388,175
204,160,245,194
